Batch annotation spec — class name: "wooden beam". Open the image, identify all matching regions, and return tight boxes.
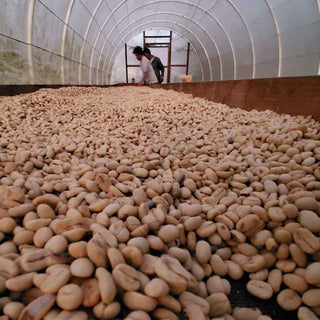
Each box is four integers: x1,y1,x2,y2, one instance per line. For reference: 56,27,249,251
144,35,171,38
186,42,190,75
167,31,172,83
127,64,187,68
125,43,128,84
143,31,146,48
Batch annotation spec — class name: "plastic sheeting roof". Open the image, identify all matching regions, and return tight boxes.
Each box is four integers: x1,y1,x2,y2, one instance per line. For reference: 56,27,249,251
0,0,320,84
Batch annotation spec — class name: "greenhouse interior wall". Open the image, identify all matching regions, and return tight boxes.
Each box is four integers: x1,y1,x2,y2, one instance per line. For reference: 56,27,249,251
1,0,320,86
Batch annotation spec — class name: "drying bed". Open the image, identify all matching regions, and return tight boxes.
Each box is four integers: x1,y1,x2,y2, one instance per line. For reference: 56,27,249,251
0,87,319,320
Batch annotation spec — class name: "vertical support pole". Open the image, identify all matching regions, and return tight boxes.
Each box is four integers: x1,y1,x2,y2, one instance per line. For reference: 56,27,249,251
186,42,190,75
125,43,128,84
27,0,35,84
167,31,172,83
143,31,146,49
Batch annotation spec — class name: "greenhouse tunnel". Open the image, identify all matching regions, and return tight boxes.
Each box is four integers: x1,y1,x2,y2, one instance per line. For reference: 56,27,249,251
1,2,320,320
1,0,320,85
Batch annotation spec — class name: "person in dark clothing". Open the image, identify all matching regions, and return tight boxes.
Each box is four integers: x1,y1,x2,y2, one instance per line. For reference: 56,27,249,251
144,48,165,84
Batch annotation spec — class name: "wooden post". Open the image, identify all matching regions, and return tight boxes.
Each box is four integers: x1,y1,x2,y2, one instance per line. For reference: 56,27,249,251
186,42,190,75
143,31,146,48
167,31,172,83
125,43,128,84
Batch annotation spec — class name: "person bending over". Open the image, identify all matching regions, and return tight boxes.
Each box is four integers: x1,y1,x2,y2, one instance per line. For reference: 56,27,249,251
144,48,165,84
133,46,158,86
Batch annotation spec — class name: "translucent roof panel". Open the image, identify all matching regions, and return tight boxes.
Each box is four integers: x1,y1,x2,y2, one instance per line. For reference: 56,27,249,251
0,0,319,85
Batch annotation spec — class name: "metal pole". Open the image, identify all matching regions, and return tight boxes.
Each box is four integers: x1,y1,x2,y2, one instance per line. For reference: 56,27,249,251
125,43,128,84
186,42,190,75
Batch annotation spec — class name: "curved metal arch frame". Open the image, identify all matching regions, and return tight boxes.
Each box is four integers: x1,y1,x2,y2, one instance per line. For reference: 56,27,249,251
105,26,205,84
315,0,320,75
67,0,282,84
98,11,222,84
89,0,262,81
86,0,254,83
78,0,104,84
227,0,256,78
27,0,36,83
264,0,281,77
102,18,212,84
89,0,236,82
60,0,76,84
26,0,289,85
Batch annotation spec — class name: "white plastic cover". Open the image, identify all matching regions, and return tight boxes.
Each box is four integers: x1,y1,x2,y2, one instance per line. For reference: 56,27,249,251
0,0,319,84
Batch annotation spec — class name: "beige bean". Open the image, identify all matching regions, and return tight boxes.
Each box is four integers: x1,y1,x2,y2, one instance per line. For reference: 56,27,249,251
305,262,320,285
295,197,319,211
96,267,116,304
145,278,169,298
241,255,266,273
93,301,121,319
18,294,56,320
36,204,55,219
298,306,318,320
158,225,179,243
196,240,211,264
302,289,320,307
68,241,87,258
81,278,100,307
277,289,302,311
57,284,83,310
0,217,16,233
276,259,296,273
121,246,143,267
206,293,231,317
6,272,35,291
206,275,231,295
233,307,262,320
210,254,228,277
3,302,24,320
0,257,19,279
44,235,68,254
293,228,320,254
299,210,320,233
289,243,307,267
155,255,197,294
153,308,178,320
9,203,35,218
123,292,157,312
225,260,244,280
249,268,269,281
112,263,140,291
283,204,299,218
158,295,181,314
283,274,308,293
140,254,157,275
70,258,94,278
268,269,282,293
33,227,53,248
180,203,202,216
147,235,164,251
127,237,149,253
247,280,273,299
41,267,71,294
124,311,151,320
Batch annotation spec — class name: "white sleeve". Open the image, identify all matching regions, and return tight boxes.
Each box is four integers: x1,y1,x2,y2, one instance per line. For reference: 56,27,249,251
141,57,148,73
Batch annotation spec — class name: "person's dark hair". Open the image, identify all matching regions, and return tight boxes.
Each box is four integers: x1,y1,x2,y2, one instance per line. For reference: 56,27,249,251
133,46,143,55
144,48,151,55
